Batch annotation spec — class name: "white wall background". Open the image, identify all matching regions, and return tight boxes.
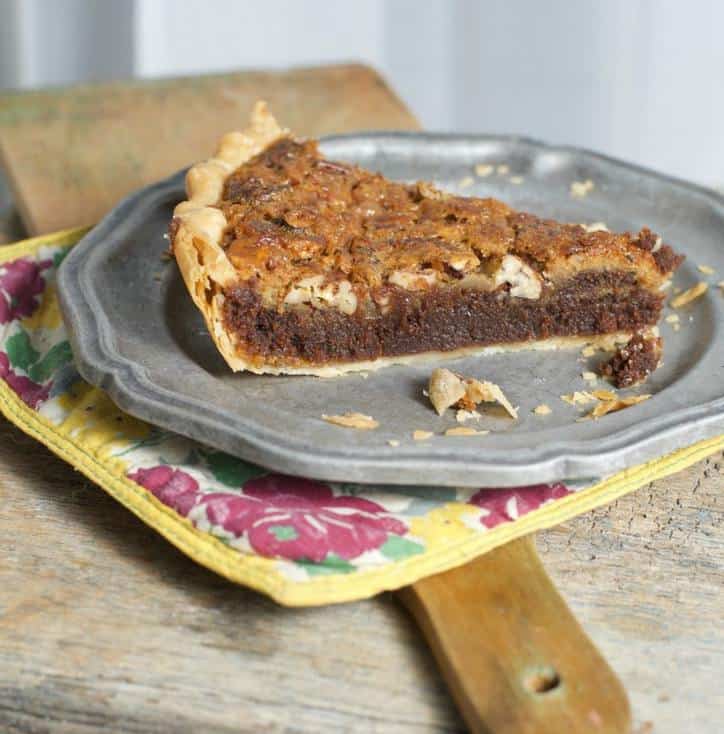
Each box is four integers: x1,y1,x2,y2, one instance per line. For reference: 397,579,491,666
1,0,723,184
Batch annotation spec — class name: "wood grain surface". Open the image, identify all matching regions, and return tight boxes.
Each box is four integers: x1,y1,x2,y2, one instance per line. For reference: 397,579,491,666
0,66,722,734
402,537,630,734
0,64,416,235
0,423,721,733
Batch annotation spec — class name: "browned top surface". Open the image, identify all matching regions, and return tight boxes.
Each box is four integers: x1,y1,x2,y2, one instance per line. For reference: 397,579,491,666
0,64,417,235
218,137,682,304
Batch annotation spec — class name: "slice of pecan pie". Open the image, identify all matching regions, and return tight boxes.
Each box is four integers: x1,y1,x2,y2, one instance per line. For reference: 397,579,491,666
170,102,683,376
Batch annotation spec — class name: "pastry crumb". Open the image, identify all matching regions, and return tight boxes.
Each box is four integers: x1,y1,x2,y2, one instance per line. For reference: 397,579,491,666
322,412,379,430
456,409,481,424
586,394,651,419
583,221,609,233
665,313,680,324
718,280,724,290
413,430,434,441
533,404,552,416
387,439,400,447
509,175,524,185
581,345,596,357
474,163,494,177
496,164,510,175
570,179,595,198
444,426,490,437
697,264,715,275
428,368,517,419
458,176,475,189
671,282,707,308
560,391,596,406
591,389,617,401
581,371,598,381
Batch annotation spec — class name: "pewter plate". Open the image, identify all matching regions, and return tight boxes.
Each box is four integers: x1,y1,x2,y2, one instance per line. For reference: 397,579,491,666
57,133,724,487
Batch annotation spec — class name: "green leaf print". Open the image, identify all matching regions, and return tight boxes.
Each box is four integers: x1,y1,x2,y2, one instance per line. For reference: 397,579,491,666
6,329,39,372
295,553,356,576
28,341,73,382
52,249,70,269
379,535,425,560
200,450,267,487
268,525,299,541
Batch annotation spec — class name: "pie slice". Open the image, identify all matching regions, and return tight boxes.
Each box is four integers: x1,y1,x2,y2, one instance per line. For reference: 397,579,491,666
170,102,683,376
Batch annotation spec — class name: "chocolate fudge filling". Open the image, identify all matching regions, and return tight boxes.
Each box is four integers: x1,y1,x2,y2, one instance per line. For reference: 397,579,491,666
601,333,662,388
222,270,663,367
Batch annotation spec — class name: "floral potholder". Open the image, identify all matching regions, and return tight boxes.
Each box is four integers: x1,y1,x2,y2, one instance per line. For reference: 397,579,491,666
2,228,722,605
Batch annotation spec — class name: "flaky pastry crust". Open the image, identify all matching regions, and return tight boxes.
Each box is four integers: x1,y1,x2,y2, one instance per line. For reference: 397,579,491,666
172,101,287,372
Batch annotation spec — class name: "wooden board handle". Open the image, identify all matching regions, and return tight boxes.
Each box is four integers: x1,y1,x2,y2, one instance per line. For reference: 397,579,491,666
399,535,631,734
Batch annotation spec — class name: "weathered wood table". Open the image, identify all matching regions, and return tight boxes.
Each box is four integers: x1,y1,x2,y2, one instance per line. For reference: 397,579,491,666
0,65,722,734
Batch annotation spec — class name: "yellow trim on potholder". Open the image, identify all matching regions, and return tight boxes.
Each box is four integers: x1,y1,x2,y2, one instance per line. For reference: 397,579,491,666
0,229,721,607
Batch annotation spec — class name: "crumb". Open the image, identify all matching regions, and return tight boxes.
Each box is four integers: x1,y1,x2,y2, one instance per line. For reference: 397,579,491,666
586,394,651,419
533,404,552,416
422,388,429,397
698,264,715,275
387,439,400,447
509,175,524,184
560,391,596,406
428,368,517,419
673,286,682,294
428,368,467,415
359,372,369,379
160,250,173,262
581,345,596,357
474,163,494,177
322,412,379,430
583,221,609,233
570,179,595,198
665,313,680,324
657,693,670,702
444,426,490,437
672,323,680,332
496,164,510,175
591,389,617,401
671,282,707,308
413,430,434,441
582,371,598,381
600,333,662,388
458,176,474,189
456,409,481,424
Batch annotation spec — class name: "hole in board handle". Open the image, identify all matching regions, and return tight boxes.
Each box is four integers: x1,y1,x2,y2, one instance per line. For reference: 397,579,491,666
524,666,561,694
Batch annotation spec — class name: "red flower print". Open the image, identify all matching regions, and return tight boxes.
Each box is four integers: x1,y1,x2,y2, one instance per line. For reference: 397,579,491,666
0,258,51,323
128,465,201,517
200,474,407,561
469,483,571,529
0,352,50,409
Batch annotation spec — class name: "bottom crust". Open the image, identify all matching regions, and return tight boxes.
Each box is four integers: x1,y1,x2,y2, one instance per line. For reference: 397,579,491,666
225,332,637,377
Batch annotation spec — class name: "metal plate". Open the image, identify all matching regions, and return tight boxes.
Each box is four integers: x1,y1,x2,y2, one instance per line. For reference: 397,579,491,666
57,133,724,487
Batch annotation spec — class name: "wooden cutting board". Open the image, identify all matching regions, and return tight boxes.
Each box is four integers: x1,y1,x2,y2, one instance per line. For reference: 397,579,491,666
0,63,417,235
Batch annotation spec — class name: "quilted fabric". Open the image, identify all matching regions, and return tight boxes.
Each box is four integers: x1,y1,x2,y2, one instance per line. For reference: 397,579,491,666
1,228,721,606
